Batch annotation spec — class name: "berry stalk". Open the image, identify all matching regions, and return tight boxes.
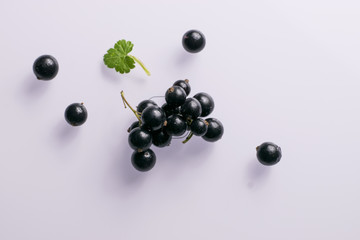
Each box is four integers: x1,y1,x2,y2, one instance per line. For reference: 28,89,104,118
182,132,194,144
120,90,142,124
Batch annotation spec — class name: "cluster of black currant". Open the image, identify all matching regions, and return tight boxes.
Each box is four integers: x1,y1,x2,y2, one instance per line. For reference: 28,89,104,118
122,79,224,172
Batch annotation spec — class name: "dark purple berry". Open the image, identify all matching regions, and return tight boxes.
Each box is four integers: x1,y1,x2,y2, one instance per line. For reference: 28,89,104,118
190,118,208,136
180,98,202,120
64,103,88,126
182,30,206,53
128,127,152,151
137,100,157,113
173,79,191,96
165,86,186,107
127,121,140,133
202,118,224,142
152,128,172,147
256,142,282,166
161,103,180,117
165,114,187,136
33,55,59,80
194,92,214,117
131,149,156,172
141,106,166,131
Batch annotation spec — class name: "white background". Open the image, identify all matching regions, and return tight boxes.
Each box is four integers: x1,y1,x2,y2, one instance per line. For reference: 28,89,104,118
1,0,360,239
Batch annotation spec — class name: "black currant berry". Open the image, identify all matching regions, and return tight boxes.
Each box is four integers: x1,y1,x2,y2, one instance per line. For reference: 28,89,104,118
202,118,224,142
64,103,88,126
166,114,187,136
141,106,166,131
131,149,156,172
161,103,180,117
256,142,282,166
152,128,172,147
190,118,208,136
127,121,140,133
180,98,202,120
182,30,206,53
128,127,152,151
173,79,191,96
33,55,59,80
137,99,157,113
165,86,186,107
193,92,214,117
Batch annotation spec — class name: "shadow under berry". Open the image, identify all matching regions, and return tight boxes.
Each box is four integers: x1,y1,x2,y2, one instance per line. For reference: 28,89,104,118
246,159,271,189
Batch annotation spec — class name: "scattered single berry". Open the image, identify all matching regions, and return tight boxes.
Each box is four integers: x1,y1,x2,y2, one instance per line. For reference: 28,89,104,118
33,55,59,80
64,103,88,126
182,30,206,53
256,142,282,166
131,149,156,172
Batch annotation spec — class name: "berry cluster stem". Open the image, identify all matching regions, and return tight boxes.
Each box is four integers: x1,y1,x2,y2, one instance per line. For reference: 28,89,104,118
182,132,194,144
120,91,142,124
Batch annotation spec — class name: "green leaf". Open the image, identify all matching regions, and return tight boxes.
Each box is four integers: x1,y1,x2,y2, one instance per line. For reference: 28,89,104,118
103,40,136,74
103,39,151,76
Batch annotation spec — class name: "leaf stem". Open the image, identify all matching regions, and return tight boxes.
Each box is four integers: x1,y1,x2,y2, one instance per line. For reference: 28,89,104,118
182,132,194,144
129,55,151,76
120,90,142,124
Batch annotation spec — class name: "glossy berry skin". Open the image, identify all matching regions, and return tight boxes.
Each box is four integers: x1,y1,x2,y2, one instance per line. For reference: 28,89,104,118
166,114,187,136
190,118,208,136
202,118,224,142
161,103,180,117
165,86,186,107
127,121,140,133
152,128,172,147
128,127,152,152
33,55,59,80
180,98,202,120
182,30,206,53
64,103,88,126
131,149,156,172
193,92,214,117
256,142,282,166
173,79,191,96
137,100,157,113
141,106,166,131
